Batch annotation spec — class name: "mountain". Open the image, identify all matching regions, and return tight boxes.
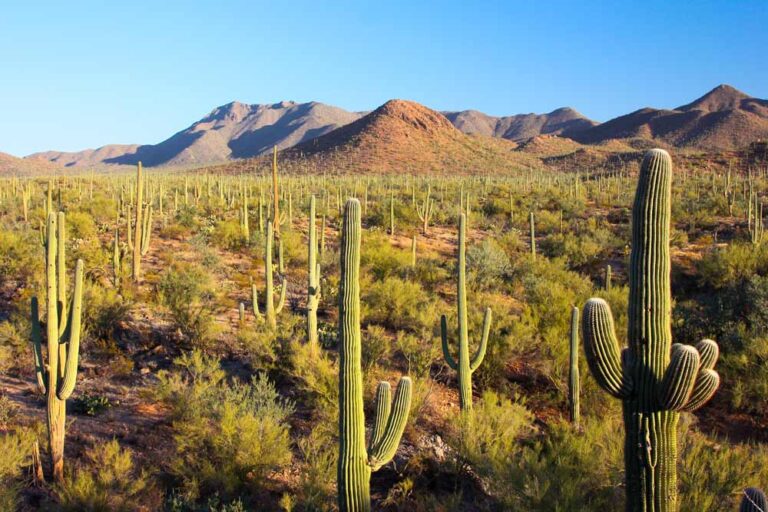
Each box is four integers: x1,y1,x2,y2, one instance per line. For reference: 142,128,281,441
444,107,596,141
275,99,535,174
28,101,363,168
570,85,768,149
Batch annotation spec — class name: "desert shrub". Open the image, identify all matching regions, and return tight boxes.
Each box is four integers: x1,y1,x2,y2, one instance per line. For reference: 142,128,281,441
361,324,392,370
211,219,244,250
0,228,39,288
57,439,155,512
363,277,436,335
157,262,219,349
466,238,511,290
83,282,132,343
0,428,35,511
293,427,337,512
154,350,293,502
679,420,768,511
361,232,411,280
508,416,624,510
0,315,29,373
288,341,338,421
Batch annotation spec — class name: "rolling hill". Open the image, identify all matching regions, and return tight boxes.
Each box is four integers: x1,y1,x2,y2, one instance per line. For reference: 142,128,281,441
570,85,768,150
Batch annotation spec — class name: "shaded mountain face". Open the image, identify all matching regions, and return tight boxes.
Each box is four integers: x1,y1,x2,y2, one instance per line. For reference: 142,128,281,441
444,107,597,141
570,85,768,150
27,101,363,167
278,99,534,174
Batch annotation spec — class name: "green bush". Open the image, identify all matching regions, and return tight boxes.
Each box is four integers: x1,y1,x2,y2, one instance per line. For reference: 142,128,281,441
157,262,220,349
58,439,156,512
154,350,293,502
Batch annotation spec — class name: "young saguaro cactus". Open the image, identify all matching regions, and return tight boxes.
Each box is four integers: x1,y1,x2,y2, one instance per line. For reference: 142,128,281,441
252,221,287,328
31,212,85,483
337,198,412,512
441,212,492,411
307,195,321,347
582,149,721,512
569,306,580,425
740,487,767,512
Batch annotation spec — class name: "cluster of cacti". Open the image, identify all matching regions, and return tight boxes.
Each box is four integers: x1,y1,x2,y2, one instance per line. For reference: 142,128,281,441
252,221,287,328
582,149,721,511
441,212,492,411
337,198,412,512
307,195,321,347
31,212,85,483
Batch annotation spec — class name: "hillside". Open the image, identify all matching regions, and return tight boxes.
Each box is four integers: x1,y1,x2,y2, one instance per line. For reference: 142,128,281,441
278,99,536,174
0,151,62,175
445,107,596,141
28,101,362,168
571,85,768,150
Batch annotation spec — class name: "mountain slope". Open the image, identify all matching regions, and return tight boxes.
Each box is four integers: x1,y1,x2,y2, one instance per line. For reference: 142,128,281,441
0,152,62,175
277,99,535,174
571,85,768,149
28,101,363,168
445,107,596,140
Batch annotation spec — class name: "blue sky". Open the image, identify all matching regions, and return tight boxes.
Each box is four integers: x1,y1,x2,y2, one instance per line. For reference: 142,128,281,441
1,0,766,155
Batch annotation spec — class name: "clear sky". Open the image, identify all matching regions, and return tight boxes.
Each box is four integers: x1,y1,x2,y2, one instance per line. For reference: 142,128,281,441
1,0,766,156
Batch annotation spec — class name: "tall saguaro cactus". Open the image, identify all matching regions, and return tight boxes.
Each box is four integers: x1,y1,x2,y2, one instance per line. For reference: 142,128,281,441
252,221,286,328
582,149,721,512
338,198,412,512
307,195,321,347
441,212,492,411
31,212,85,483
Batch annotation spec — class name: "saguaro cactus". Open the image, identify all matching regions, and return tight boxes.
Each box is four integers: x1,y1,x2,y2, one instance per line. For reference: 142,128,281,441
252,221,286,328
569,306,580,425
441,212,492,411
740,488,767,512
31,212,85,483
131,162,144,280
338,198,412,512
307,195,321,347
582,149,721,512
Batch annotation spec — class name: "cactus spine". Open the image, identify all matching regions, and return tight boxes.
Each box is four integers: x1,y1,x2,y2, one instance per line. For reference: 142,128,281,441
252,221,286,328
569,306,580,425
31,212,85,483
338,198,412,512
740,488,767,512
582,149,721,512
307,195,321,347
441,213,492,411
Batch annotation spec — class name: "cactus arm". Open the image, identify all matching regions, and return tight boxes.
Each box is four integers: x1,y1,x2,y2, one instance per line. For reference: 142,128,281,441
440,315,458,370
57,259,84,400
682,369,720,411
740,487,767,512
582,298,632,399
368,382,391,451
367,377,412,472
30,297,48,395
658,344,699,411
469,307,492,372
